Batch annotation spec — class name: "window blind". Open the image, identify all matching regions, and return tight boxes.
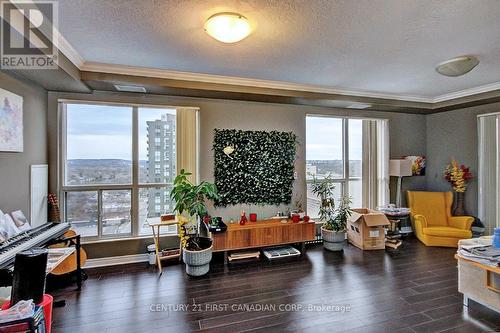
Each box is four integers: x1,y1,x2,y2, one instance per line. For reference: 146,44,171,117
478,114,500,234
176,107,199,184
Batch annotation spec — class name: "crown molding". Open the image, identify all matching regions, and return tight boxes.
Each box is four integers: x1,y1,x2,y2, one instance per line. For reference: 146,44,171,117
80,62,435,103
432,81,500,103
79,62,500,105
48,40,500,107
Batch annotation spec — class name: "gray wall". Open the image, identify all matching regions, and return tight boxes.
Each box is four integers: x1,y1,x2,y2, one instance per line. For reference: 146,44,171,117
0,71,47,216
199,98,427,217
426,101,500,217
47,91,427,258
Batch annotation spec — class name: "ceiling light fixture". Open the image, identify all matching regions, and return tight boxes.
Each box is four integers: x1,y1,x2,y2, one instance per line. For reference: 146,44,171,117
205,12,251,43
435,56,479,77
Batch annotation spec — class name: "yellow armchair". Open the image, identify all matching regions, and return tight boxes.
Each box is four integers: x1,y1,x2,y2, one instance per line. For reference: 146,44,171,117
407,191,473,247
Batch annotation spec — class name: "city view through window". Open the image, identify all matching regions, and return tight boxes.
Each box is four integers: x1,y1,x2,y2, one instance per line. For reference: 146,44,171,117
63,107,363,236
64,104,176,238
306,117,363,217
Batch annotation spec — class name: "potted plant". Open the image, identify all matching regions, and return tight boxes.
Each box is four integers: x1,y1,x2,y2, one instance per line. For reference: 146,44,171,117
311,175,352,251
171,169,219,276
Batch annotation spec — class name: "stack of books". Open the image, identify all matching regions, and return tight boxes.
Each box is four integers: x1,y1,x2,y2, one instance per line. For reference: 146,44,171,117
385,235,402,249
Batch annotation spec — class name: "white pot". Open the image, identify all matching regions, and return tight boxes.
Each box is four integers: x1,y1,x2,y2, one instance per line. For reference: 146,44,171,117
183,245,213,276
321,227,346,251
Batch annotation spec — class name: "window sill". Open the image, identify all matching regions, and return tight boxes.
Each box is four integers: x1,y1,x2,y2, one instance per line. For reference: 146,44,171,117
81,233,178,245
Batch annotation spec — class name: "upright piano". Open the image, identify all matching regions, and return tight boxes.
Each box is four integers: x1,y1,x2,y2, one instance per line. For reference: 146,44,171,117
0,222,71,287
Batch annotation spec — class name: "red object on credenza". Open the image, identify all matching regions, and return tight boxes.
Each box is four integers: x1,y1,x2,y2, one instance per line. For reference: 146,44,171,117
249,213,257,222
291,214,301,223
239,211,247,225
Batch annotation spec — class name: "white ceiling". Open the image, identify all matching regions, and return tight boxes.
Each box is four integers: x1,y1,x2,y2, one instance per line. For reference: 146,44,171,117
57,0,500,99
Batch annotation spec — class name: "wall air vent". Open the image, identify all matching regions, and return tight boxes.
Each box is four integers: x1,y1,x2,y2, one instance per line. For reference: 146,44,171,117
114,84,147,93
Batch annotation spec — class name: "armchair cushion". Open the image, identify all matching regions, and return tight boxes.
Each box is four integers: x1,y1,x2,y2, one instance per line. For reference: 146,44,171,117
423,226,472,239
448,216,474,230
407,191,450,226
413,214,428,228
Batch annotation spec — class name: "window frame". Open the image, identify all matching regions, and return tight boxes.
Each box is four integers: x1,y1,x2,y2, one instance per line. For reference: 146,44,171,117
59,101,178,241
305,116,366,217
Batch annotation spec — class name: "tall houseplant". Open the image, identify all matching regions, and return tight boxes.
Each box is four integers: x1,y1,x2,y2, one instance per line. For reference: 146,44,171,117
171,169,219,276
311,175,352,251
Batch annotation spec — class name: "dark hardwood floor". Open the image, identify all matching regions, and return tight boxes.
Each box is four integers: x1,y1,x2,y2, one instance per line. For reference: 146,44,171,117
50,237,500,333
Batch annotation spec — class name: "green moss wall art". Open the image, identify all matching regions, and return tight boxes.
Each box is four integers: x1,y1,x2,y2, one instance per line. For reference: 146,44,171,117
213,129,297,206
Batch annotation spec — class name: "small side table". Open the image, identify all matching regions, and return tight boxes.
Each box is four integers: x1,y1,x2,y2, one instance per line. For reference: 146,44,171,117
149,219,180,275
379,210,411,250
382,212,412,235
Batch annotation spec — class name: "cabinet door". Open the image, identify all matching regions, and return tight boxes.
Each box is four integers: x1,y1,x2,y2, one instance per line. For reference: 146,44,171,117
251,227,283,247
283,224,303,242
283,223,315,242
226,229,251,249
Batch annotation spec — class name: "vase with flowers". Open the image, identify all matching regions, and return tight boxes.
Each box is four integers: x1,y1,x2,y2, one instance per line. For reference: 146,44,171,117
444,160,473,216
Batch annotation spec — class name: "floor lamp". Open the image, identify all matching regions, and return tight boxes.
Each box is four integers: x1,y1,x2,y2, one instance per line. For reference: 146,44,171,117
389,159,413,207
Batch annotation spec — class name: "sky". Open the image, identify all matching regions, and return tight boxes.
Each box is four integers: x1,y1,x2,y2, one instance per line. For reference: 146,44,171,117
306,116,362,160
66,104,175,160
66,104,362,161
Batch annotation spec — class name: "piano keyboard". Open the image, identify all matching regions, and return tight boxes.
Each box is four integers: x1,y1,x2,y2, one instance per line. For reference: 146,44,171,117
0,222,70,268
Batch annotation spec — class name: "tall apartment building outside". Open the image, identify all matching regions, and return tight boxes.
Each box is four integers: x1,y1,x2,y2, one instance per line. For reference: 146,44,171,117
146,113,176,217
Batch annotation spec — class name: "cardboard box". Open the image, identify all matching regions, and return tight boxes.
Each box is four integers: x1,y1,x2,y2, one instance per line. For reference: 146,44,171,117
347,208,390,250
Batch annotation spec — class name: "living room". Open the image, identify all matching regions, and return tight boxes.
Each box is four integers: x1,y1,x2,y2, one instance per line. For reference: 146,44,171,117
0,1,499,332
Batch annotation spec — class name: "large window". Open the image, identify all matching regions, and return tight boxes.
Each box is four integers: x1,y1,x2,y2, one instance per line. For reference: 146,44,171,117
61,102,177,239
306,116,390,217
306,117,364,217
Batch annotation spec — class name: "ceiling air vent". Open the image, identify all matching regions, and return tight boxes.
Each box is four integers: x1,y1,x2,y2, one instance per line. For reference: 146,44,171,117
114,84,147,93
346,103,371,109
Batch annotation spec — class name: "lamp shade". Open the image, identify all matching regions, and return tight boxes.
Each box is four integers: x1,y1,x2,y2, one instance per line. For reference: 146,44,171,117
389,159,412,177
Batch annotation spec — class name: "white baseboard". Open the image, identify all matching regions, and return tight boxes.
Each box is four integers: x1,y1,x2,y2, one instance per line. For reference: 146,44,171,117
83,254,149,269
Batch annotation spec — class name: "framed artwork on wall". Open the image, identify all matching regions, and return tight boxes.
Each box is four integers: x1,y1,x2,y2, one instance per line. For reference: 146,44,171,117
403,155,426,176
0,87,23,152
213,129,297,206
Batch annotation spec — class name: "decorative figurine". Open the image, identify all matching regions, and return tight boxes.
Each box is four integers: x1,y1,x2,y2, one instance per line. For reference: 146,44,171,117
240,211,247,225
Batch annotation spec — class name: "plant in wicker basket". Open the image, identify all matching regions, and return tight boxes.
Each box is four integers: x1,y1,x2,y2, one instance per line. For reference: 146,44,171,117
311,174,352,251
171,169,219,276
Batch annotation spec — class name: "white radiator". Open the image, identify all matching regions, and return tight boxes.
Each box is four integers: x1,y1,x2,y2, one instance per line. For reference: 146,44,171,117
30,164,48,227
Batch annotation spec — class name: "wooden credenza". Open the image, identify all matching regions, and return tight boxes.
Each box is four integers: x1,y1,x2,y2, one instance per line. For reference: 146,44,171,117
211,219,316,253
